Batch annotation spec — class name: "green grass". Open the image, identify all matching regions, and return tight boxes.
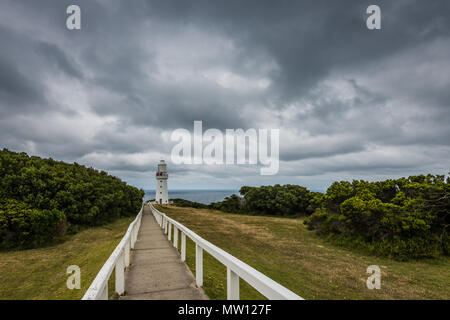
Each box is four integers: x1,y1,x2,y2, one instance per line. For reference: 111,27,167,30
156,205,450,300
0,216,134,300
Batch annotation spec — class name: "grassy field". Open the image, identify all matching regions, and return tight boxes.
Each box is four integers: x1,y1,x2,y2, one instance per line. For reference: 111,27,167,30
155,204,450,300
0,216,134,300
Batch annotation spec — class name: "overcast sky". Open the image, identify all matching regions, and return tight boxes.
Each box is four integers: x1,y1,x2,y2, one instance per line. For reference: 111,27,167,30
0,0,449,191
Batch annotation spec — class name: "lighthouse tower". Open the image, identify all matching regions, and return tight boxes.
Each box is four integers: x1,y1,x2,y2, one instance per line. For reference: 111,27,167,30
155,160,169,204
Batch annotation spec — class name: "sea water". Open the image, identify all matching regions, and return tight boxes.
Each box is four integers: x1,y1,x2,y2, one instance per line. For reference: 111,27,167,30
143,189,239,205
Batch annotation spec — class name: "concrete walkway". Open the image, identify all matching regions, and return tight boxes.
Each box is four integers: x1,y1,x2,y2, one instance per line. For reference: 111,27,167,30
120,205,208,300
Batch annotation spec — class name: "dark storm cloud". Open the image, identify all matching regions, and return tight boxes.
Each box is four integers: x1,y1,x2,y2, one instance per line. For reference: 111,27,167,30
36,42,83,79
0,19,82,117
0,58,43,110
0,25,46,112
0,0,449,189
131,0,450,101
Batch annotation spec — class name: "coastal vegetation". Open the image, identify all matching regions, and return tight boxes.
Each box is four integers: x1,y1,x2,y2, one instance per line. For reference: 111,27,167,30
305,175,449,260
0,149,144,249
176,175,449,261
171,198,209,209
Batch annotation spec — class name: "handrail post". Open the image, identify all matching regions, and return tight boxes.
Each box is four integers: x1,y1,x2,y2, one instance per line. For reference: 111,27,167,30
174,226,178,249
124,238,130,267
227,267,240,300
130,227,134,249
168,222,172,241
181,232,186,261
131,224,136,249
195,244,203,287
115,251,125,296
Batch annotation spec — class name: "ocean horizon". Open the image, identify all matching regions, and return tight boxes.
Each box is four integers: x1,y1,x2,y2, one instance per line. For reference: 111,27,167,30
143,189,239,205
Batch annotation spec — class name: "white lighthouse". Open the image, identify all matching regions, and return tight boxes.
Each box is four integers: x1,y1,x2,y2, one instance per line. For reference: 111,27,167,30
155,160,169,204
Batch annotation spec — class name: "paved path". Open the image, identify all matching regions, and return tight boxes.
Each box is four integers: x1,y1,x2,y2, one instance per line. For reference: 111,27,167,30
120,205,208,300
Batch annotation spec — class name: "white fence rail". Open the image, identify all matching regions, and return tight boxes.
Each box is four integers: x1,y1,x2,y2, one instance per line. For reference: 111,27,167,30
149,203,303,300
82,205,144,300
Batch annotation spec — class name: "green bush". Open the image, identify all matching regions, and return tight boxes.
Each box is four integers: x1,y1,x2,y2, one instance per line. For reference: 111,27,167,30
0,149,144,229
172,198,209,209
209,194,243,213
238,184,310,216
208,185,312,216
305,174,449,260
0,199,66,249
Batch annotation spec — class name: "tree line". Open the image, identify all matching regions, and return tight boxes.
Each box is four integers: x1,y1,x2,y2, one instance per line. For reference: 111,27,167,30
0,149,144,249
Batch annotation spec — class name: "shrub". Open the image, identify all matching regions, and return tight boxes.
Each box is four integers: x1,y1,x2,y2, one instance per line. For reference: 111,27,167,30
209,194,243,213
0,149,144,228
238,184,310,216
0,199,66,249
171,198,208,209
305,174,449,260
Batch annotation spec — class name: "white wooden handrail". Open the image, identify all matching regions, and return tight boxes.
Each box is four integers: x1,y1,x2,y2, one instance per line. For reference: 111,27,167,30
149,202,304,300
82,205,144,300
